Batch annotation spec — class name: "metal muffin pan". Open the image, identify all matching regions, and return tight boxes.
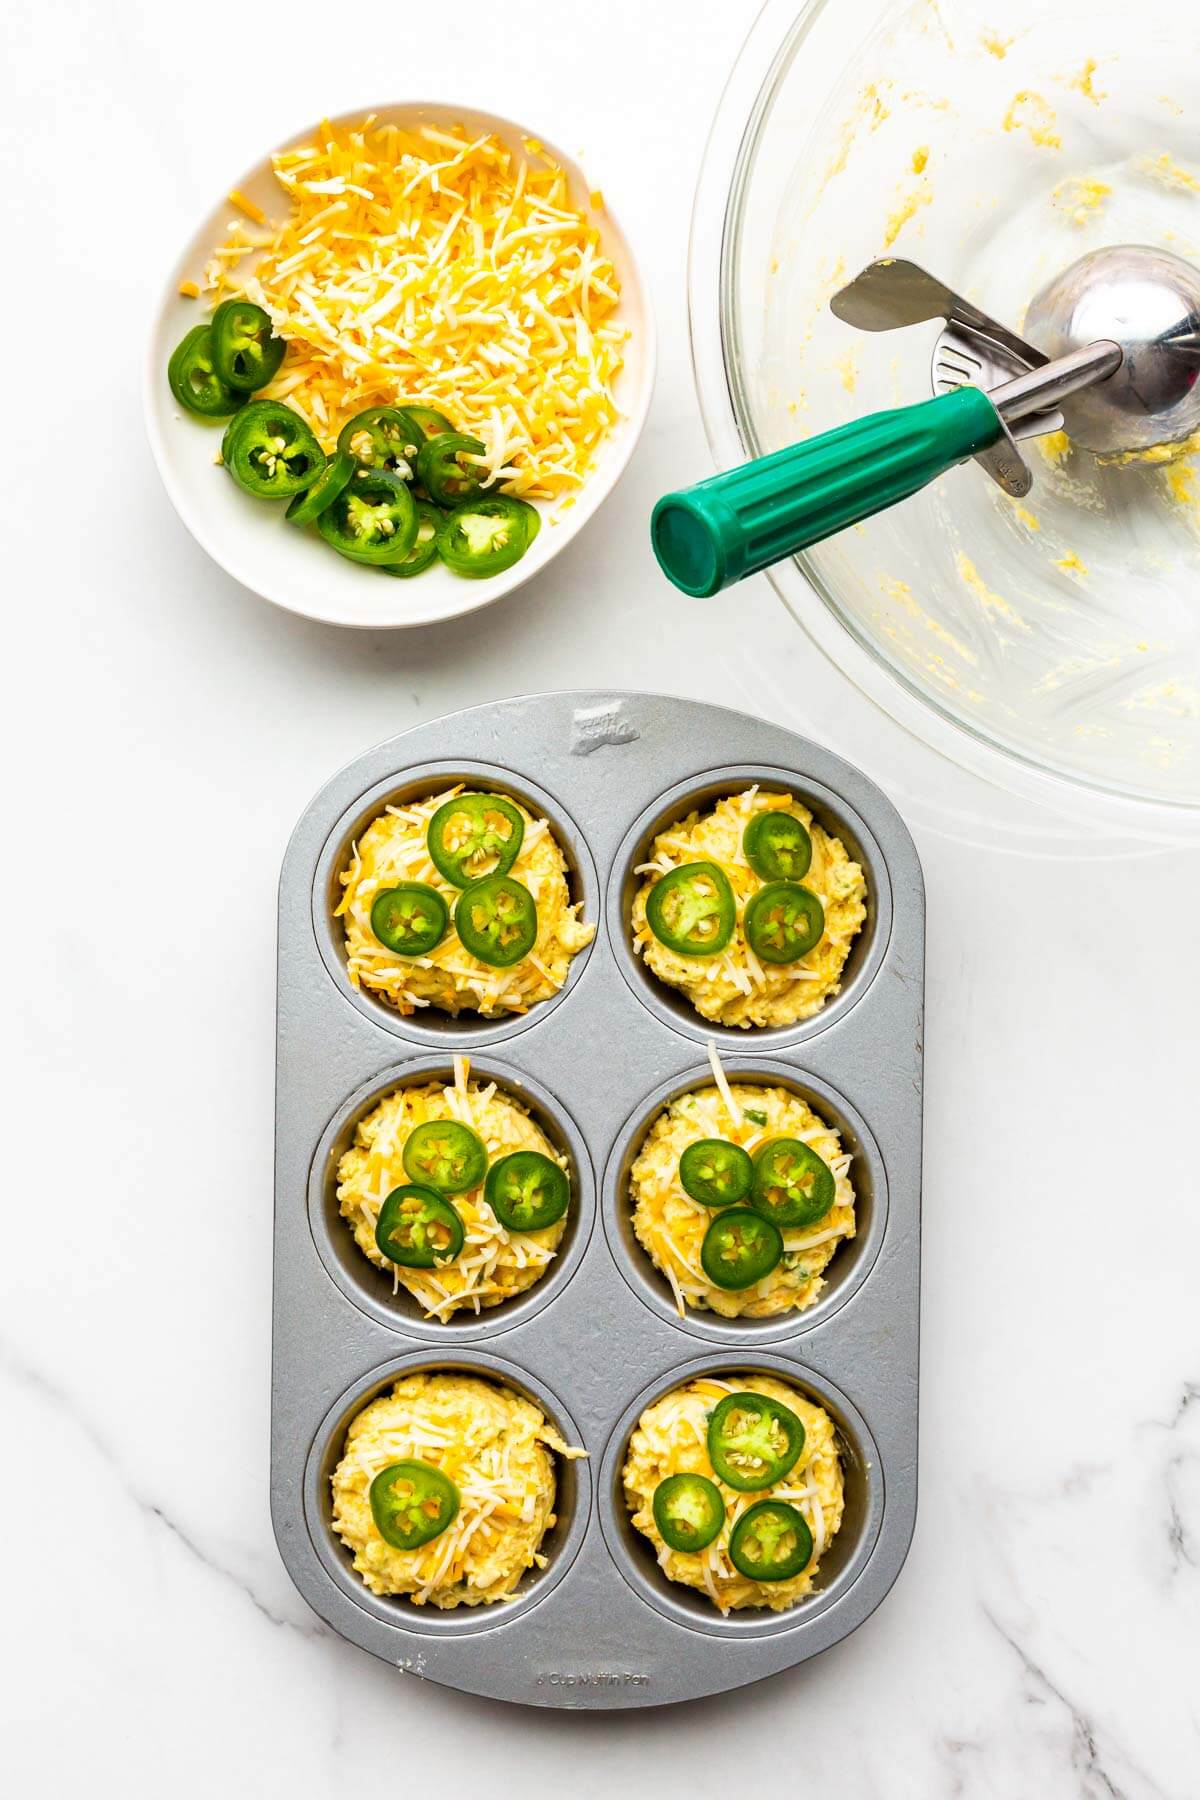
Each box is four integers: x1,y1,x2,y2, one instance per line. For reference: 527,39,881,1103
273,690,924,1708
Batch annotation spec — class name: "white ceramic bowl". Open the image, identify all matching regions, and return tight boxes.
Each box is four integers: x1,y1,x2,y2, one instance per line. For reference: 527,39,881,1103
145,101,654,629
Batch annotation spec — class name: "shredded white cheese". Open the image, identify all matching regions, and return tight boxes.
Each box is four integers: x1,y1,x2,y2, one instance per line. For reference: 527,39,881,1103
707,1039,743,1129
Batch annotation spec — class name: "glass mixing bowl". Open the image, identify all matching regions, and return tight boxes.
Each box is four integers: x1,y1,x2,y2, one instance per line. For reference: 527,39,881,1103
690,0,1200,834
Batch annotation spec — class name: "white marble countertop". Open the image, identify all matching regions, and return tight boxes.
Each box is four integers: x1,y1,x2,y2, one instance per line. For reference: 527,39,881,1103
4,1,1198,1793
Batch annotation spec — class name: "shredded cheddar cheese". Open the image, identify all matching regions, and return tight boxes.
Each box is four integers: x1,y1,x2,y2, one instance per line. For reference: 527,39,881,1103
227,188,267,224
201,117,627,500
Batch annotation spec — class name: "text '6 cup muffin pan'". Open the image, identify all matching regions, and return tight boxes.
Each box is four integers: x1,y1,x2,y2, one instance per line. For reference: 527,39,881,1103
273,691,924,1709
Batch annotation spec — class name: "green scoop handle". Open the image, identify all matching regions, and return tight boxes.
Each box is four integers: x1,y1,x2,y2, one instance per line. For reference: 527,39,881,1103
651,385,1002,597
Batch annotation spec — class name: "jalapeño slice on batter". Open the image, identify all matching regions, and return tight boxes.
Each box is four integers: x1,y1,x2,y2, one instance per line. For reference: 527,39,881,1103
369,1460,460,1551
706,1391,805,1491
426,793,525,886
743,882,825,964
678,1139,754,1208
484,1150,569,1232
402,1120,488,1195
728,1500,813,1582
751,1138,835,1229
454,875,538,968
743,810,813,883
402,1116,489,1188
652,1473,725,1553
369,882,449,956
699,1209,782,1290
645,862,736,957
374,1185,464,1268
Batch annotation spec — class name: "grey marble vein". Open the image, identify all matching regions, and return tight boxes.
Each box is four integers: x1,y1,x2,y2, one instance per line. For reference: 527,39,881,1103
0,1337,326,1642
984,1608,1172,1800
1143,1379,1200,1579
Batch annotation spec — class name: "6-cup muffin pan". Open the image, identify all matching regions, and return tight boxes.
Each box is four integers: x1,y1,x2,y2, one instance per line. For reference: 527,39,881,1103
273,691,924,1708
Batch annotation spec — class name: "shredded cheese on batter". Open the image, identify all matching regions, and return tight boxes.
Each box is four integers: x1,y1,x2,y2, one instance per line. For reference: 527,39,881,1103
629,1076,857,1320
338,1075,570,1320
333,1372,584,1607
338,787,593,1020
632,789,867,1030
623,1374,845,1614
707,1039,743,1129
199,117,627,500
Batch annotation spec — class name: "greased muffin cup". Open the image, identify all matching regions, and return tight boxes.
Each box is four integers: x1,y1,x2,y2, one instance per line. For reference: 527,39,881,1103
274,692,923,1708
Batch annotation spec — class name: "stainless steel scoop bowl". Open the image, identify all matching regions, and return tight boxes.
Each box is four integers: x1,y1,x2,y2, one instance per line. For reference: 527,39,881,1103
1024,244,1200,455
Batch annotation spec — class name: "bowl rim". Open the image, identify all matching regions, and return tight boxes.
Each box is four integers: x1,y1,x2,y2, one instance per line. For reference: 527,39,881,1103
686,0,1200,842
144,97,656,631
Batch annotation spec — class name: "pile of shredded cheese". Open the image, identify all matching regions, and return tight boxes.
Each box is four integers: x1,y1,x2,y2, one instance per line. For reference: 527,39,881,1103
631,788,867,1029
332,1371,583,1606
197,117,627,499
629,1046,857,1319
336,1057,570,1321
623,1373,845,1614
338,786,593,1019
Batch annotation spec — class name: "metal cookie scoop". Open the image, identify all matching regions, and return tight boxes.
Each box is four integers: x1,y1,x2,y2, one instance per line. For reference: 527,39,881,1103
830,256,1056,412
832,256,1072,496
838,258,1064,445
651,246,1200,597
1024,245,1200,455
